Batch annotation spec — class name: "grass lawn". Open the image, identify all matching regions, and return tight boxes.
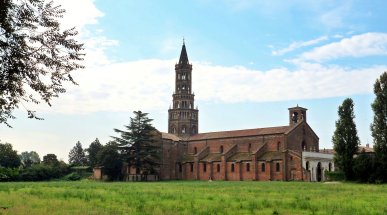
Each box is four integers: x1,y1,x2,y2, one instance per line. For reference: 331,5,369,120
0,180,386,215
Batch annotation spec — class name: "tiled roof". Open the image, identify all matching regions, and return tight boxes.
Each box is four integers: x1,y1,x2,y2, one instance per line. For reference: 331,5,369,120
320,145,374,154
182,155,194,163
257,151,283,161
188,126,290,141
201,153,222,162
228,153,252,161
161,132,181,141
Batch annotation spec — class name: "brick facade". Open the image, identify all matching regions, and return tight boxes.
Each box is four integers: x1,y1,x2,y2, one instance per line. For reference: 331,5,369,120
157,43,324,181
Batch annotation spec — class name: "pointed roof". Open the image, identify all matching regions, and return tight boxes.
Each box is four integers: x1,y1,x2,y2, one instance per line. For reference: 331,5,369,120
178,41,189,65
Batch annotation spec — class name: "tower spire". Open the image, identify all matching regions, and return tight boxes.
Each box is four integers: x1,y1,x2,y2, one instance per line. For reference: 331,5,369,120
179,41,189,65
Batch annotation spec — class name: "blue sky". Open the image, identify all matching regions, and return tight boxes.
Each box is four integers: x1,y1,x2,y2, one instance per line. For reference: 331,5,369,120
2,0,387,161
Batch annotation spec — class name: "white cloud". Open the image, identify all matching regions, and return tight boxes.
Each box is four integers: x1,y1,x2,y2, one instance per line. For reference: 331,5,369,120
58,0,119,67
272,36,328,56
31,59,385,114
299,33,387,62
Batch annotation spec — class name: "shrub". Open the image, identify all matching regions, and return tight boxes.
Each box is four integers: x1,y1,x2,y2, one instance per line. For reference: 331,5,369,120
63,172,81,181
325,171,345,181
0,167,20,181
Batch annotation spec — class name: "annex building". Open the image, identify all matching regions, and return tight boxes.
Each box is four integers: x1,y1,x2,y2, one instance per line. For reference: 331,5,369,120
156,42,334,182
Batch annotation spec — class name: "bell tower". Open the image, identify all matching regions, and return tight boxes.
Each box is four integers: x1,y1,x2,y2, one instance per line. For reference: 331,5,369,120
288,105,307,126
168,41,199,137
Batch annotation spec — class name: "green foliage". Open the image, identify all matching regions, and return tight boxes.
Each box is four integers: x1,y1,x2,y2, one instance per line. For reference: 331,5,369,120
353,152,377,182
112,111,161,175
19,151,40,168
0,0,84,126
0,167,19,181
332,98,360,180
86,138,103,168
0,141,21,168
97,144,122,180
42,153,59,165
0,181,387,214
325,171,345,181
371,71,387,182
62,172,81,181
68,141,87,166
19,162,69,181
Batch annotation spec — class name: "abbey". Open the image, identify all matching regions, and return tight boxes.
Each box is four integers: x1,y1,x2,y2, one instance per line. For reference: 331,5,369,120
158,42,334,181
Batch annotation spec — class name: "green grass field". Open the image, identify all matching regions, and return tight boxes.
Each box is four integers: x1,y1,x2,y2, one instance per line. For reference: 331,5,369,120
0,181,386,215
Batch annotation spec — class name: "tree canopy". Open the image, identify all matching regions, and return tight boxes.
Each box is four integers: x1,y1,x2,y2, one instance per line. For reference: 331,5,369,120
0,141,21,168
86,138,103,168
96,142,122,180
19,151,40,168
371,71,387,181
112,111,161,175
0,0,84,126
42,153,58,165
332,98,360,180
68,141,87,166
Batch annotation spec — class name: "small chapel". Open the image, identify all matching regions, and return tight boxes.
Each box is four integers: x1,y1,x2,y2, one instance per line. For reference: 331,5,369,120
156,42,334,182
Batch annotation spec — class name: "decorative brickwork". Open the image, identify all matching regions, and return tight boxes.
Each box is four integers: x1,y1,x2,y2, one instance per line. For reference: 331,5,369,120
158,42,332,181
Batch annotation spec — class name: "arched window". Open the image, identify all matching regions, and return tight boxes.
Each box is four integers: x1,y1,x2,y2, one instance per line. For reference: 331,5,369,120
246,163,250,172
329,162,332,172
277,142,281,151
220,145,224,153
302,141,306,151
276,163,280,172
231,163,235,172
194,147,197,154
190,163,194,172
306,161,310,171
217,164,220,172
203,163,207,172
261,163,265,172
182,126,186,134
178,163,182,173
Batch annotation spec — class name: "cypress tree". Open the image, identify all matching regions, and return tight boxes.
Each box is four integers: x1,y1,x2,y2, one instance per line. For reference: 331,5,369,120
332,98,360,180
371,72,387,181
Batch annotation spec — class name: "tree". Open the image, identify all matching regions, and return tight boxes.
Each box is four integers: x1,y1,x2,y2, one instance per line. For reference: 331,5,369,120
68,141,87,166
86,138,103,168
332,98,360,180
112,111,161,175
19,151,40,168
42,153,59,165
0,141,21,168
97,143,122,180
371,71,387,181
0,0,84,126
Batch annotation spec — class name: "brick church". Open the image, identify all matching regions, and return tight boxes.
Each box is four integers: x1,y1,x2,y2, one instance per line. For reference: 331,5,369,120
157,42,334,181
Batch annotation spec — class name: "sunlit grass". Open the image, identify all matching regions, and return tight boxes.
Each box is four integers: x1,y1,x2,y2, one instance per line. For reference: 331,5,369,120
0,181,386,214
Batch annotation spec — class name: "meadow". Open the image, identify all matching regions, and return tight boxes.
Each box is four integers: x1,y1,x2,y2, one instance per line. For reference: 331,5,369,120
0,181,386,215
